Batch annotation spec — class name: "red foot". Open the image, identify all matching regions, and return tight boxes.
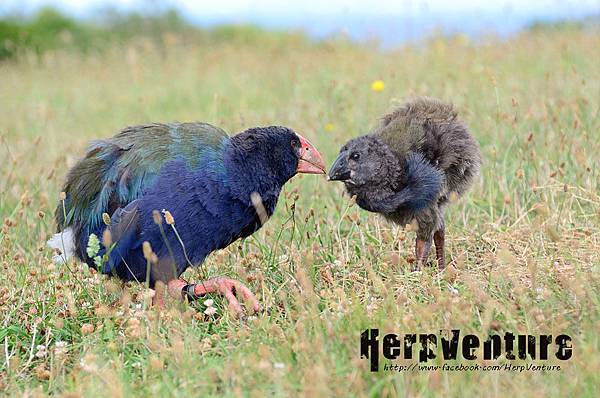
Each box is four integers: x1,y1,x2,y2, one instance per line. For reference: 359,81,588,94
158,277,260,317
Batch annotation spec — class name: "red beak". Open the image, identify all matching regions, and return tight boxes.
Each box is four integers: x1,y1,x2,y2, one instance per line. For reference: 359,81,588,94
296,134,326,174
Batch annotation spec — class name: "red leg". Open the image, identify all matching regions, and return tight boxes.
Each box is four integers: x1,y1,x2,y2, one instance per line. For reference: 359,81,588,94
156,277,261,317
415,238,433,269
433,228,446,269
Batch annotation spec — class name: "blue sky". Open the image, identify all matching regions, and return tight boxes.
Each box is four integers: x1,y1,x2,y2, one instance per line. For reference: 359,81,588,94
2,1,598,45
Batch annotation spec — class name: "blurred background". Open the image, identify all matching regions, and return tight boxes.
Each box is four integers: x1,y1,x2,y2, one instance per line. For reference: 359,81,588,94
0,0,598,57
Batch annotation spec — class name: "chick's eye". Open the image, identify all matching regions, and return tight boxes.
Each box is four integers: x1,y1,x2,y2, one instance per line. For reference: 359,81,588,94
350,152,360,161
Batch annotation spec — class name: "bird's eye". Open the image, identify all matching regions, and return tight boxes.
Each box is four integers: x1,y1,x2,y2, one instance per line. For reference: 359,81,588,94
291,138,299,147
350,152,360,161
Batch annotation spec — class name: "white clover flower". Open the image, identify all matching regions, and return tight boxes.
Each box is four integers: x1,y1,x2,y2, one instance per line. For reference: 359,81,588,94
204,306,217,316
80,356,98,372
35,345,47,358
274,362,285,369
54,341,68,357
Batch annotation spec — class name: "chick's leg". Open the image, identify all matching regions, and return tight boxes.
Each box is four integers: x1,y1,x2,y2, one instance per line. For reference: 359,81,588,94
163,277,260,317
415,238,433,269
433,227,446,269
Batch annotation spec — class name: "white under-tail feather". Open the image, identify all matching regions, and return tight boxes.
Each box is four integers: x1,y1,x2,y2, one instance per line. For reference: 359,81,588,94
47,227,76,264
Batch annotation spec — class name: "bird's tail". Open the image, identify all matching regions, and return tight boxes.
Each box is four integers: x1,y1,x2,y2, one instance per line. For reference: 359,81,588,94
47,227,76,264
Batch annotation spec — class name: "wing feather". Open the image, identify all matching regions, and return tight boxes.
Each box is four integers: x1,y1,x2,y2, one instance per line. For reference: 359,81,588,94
55,122,229,259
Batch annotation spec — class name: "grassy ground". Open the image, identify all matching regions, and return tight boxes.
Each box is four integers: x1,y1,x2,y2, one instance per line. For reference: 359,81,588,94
0,26,599,397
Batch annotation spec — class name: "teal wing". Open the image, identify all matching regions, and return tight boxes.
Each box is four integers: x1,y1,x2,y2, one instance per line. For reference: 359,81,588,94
56,122,230,232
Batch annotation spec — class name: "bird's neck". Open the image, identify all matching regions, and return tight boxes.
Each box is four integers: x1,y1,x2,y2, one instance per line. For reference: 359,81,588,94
223,151,289,215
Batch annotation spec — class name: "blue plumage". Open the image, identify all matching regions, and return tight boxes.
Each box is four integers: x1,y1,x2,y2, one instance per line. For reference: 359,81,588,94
398,152,444,211
53,123,322,287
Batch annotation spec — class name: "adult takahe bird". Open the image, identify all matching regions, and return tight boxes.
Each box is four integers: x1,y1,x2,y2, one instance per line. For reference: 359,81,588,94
328,97,481,269
48,123,326,314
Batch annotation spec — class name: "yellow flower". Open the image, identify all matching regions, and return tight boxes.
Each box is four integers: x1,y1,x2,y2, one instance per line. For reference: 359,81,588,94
371,80,385,92
324,123,335,132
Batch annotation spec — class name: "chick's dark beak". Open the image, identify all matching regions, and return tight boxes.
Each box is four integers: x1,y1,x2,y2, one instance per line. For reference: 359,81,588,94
296,134,326,174
328,152,351,181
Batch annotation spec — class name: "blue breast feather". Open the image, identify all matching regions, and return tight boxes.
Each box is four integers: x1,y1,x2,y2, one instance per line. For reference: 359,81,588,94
74,127,279,285
82,145,279,284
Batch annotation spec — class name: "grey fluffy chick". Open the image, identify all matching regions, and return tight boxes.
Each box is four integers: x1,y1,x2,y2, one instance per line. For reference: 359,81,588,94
329,97,481,268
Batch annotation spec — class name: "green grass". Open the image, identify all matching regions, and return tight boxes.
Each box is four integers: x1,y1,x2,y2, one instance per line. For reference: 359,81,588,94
0,26,599,397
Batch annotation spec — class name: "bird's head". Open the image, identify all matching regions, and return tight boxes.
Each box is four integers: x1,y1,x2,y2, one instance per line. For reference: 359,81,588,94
329,135,444,211
328,136,401,188
230,126,326,185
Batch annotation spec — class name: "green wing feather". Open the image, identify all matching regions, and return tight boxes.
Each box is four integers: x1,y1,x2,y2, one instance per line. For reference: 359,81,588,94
55,122,230,232
373,97,458,158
